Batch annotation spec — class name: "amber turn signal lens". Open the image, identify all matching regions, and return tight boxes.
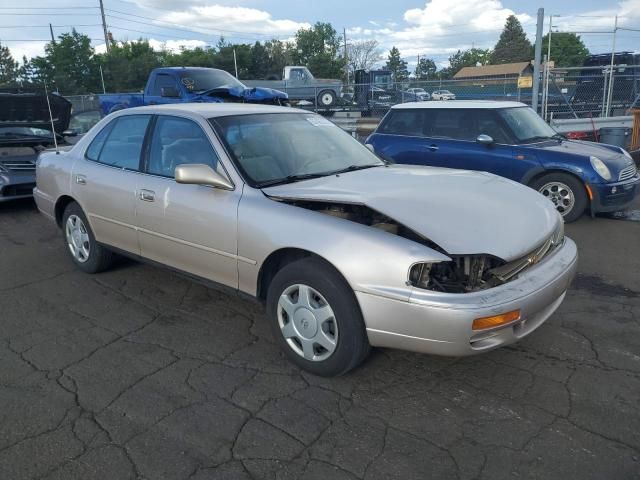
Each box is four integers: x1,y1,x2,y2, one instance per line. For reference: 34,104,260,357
472,310,521,330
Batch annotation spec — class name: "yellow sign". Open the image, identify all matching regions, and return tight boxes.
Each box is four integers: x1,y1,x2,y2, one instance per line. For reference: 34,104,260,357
518,76,533,88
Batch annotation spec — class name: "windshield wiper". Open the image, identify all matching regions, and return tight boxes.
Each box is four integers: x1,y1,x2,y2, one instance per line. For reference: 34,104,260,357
256,172,329,188
327,164,382,175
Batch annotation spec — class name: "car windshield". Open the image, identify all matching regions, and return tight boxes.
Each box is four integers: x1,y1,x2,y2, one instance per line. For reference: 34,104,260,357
212,113,384,187
498,107,559,143
180,70,244,93
0,126,54,139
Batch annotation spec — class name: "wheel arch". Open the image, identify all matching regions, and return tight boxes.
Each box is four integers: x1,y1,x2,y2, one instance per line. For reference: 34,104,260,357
256,247,348,303
54,195,78,227
526,168,591,201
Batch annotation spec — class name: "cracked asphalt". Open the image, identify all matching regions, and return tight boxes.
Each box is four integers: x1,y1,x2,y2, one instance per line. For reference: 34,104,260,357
1,198,640,480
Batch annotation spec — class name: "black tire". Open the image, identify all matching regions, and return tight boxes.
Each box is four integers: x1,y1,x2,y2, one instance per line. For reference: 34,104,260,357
62,202,115,273
317,90,336,108
266,257,370,376
530,172,588,223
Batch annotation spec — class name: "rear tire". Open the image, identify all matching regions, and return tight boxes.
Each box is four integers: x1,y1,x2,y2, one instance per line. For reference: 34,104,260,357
317,90,336,108
531,173,587,223
62,202,115,273
266,257,370,376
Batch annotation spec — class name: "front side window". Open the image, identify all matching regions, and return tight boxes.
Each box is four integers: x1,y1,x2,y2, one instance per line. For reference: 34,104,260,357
147,115,221,178
212,113,383,187
85,115,150,170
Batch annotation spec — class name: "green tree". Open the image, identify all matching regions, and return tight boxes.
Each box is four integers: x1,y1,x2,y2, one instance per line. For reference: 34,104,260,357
540,32,589,68
31,29,100,94
491,15,532,64
414,57,437,80
263,39,292,78
440,48,492,78
97,40,162,92
292,22,344,78
385,46,409,80
0,42,18,85
249,41,270,79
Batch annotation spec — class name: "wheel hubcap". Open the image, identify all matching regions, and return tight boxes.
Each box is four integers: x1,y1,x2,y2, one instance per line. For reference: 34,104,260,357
65,215,91,263
321,94,332,105
539,181,575,216
277,284,338,362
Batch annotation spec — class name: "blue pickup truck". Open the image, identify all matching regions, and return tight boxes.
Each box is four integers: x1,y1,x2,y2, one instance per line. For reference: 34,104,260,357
98,67,289,115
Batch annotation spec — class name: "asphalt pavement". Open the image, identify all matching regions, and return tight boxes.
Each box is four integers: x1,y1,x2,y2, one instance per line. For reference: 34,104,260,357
0,198,639,480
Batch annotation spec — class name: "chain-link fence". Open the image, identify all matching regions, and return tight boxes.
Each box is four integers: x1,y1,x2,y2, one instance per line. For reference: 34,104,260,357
61,64,640,136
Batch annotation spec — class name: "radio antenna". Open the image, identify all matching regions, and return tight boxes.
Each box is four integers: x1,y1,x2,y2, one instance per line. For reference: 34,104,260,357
44,82,59,154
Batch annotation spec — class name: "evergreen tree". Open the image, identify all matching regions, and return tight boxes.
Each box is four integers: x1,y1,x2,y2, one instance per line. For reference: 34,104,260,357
0,42,18,85
491,15,532,64
385,47,409,80
414,57,437,80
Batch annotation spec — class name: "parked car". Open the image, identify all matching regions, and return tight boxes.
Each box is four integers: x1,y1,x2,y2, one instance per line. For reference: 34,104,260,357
0,90,72,202
367,101,640,222
98,67,289,115
431,89,456,100
35,104,577,376
243,66,342,107
405,88,430,101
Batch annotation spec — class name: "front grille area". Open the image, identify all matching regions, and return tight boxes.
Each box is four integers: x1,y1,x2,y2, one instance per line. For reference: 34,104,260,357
0,159,36,171
619,163,637,182
1,183,35,197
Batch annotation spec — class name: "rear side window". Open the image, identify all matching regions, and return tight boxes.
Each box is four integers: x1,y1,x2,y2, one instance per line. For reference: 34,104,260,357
428,109,509,142
151,74,178,96
377,110,427,136
85,115,151,170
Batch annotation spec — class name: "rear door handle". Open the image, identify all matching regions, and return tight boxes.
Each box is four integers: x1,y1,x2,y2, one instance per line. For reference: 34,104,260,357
426,144,439,152
139,189,155,202
75,174,86,185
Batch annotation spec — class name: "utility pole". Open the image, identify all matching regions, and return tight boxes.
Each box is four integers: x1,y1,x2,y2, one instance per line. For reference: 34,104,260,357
343,28,348,84
49,23,55,43
233,48,238,78
605,15,618,117
542,15,554,121
532,8,544,113
99,0,110,52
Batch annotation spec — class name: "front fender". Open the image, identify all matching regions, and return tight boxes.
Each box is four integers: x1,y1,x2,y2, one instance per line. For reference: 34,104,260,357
236,189,449,301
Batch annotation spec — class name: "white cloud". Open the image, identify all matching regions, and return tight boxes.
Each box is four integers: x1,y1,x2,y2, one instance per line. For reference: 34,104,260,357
4,41,48,62
155,4,310,39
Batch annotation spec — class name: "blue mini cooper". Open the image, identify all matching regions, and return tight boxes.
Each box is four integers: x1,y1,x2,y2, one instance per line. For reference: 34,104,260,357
366,101,639,222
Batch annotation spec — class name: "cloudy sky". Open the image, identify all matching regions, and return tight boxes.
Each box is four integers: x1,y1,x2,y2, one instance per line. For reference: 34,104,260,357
2,0,639,68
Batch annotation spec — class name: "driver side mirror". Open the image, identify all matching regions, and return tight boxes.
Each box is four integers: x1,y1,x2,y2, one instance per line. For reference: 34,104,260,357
175,164,234,190
476,134,494,146
161,86,180,98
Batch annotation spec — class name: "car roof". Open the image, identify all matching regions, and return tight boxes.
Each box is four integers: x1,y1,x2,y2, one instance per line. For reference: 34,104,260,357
116,103,302,118
392,100,527,110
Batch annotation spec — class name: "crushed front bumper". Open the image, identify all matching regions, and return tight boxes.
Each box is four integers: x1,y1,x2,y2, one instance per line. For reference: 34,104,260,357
358,237,578,356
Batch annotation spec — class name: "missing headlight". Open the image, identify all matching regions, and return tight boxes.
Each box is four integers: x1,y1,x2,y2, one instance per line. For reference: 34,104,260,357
409,256,506,293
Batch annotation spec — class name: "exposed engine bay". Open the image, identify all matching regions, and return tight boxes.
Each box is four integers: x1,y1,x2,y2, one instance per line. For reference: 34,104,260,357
280,199,563,294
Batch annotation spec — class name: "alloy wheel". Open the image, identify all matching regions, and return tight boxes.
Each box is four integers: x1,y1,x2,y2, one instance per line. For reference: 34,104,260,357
538,181,575,216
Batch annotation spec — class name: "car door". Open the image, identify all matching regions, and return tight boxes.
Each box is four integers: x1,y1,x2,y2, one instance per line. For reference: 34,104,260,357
135,114,241,288
145,73,183,105
420,108,529,179
71,114,151,255
368,108,439,166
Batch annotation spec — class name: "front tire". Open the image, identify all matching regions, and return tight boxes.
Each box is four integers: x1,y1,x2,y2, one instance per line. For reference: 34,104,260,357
62,202,115,273
266,257,370,376
531,173,587,223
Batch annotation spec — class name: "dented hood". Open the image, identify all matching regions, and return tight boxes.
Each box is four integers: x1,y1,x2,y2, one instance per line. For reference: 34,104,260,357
262,165,560,261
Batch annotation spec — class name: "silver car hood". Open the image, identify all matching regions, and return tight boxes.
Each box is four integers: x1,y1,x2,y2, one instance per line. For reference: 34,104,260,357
262,165,560,261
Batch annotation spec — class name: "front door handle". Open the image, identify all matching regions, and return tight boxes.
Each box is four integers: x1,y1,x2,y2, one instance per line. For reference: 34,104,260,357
75,174,87,185
139,189,155,202
426,144,439,152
